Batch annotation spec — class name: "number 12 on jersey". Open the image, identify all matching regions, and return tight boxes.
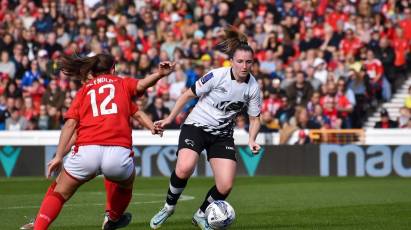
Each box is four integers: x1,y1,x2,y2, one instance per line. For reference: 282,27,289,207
87,84,118,117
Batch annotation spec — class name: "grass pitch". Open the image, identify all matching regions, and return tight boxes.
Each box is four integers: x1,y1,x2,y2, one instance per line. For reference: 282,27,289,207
0,176,410,229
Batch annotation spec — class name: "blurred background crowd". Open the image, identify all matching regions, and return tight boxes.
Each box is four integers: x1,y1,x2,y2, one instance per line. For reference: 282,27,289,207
1,0,411,136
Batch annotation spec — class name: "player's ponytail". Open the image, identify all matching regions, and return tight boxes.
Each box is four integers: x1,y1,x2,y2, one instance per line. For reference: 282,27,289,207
218,26,254,58
59,53,115,82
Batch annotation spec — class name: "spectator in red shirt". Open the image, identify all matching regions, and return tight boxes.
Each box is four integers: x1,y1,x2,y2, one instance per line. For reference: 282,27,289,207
364,49,385,101
0,73,9,95
392,27,409,69
116,26,135,61
335,79,353,128
339,28,362,57
262,87,284,117
322,94,342,129
399,8,411,40
24,79,45,112
326,3,348,31
22,96,38,121
391,27,410,90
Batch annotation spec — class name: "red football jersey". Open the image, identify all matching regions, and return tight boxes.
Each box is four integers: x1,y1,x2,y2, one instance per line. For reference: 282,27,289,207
130,102,139,115
339,37,362,56
392,38,409,66
65,74,139,148
364,59,383,80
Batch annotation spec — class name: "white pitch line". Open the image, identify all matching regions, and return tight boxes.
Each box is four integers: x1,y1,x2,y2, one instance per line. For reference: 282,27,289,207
1,194,195,210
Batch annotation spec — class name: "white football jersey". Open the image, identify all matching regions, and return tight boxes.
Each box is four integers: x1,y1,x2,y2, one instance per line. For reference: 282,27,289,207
185,67,261,137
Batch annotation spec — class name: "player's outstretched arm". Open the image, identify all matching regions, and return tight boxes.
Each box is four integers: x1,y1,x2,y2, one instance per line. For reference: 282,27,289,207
248,116,261,154
155,88,197,128
132,110,164,136
136,61,175,94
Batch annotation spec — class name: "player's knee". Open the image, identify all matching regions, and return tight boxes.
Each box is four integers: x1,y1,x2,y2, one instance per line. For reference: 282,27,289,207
175,166,194,179
216,183,232,196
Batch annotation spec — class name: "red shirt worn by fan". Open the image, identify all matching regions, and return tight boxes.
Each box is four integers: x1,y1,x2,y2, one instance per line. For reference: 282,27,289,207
65,74,140,148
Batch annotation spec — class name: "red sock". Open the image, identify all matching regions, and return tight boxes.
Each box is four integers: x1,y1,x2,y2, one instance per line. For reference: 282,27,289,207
45,181,57,197
108,185,132,221
104,179,115,212
34,191,65,230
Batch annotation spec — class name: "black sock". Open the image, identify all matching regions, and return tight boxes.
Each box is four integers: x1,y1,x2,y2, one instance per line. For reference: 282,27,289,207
199,185,229,213
166,171,188,206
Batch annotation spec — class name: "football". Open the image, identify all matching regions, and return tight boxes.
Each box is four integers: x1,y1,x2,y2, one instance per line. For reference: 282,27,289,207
205,200,236,229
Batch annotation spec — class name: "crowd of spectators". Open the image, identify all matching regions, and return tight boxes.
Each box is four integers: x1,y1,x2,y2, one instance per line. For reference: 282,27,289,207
0,0,411,135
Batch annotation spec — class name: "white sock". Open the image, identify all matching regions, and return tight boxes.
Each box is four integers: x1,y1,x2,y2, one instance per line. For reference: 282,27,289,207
196,209,205,217
164,203,175,212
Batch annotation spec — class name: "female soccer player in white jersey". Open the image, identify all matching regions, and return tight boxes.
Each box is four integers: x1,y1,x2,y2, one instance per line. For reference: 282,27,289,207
150,26,262,230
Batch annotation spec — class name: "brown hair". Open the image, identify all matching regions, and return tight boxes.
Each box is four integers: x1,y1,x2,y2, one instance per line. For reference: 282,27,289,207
218,26,254,58
58,53,115,82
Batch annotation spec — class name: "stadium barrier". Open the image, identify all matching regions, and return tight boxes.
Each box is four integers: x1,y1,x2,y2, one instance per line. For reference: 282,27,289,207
309,129,365,144
0,130,410,177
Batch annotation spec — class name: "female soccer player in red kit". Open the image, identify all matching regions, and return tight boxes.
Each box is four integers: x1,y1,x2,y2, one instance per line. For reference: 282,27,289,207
32,53,174,230
20,105,164,230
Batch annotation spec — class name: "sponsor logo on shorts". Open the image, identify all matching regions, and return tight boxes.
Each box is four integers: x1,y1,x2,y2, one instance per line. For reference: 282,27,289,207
225,146,235,150
185,139,195,147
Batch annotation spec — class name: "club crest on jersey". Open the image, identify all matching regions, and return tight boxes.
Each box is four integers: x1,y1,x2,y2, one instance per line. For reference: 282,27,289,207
200,72,214,84
215,86,227,93
216,101,245,113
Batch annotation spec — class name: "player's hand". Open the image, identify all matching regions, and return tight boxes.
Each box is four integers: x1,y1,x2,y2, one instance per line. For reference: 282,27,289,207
47,156,63,179
151,125,164,137
158,61,176,77
154,117,172,129
248,142,261,155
